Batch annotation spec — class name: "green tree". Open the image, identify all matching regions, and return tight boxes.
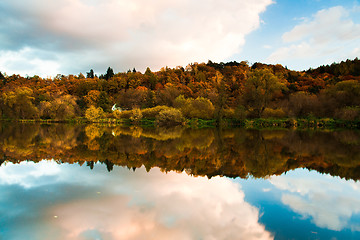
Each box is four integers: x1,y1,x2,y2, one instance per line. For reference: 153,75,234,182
145,90,156,108
0,72,5,81
86,69,95,78
144,67,158,90
104,67,114,80
97,91,111,112
326,80,360,108
213,71,226,125
242,68,286,118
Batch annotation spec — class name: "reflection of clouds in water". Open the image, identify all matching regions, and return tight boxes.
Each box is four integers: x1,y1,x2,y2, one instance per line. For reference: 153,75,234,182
50,169,273,240
270,169,360,231
0,160,60,188
0,161,272,240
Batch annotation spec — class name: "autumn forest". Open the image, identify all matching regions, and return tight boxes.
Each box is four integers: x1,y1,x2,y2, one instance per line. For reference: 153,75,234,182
0,58,360,126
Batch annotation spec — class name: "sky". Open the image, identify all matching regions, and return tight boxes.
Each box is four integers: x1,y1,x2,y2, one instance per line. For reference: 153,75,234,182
0,0,359,77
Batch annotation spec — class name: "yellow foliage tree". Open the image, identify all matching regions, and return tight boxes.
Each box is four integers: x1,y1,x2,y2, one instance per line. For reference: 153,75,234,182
85,105,105,122
39,94,78,120
84,90,101,107
2,87,39,119
174,95,215,119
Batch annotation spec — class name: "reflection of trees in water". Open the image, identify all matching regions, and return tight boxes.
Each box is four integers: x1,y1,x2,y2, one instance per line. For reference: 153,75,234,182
0,123,40,157
241,130,290,178
0,123,359,180
278,130,360,167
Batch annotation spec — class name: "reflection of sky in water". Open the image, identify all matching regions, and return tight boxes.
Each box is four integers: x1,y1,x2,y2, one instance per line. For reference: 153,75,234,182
270,170,360,232
0,161,271,240
234,169,360,240
2,161,360,240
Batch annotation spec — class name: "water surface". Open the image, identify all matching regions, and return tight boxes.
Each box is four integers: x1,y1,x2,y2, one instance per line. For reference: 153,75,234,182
0,123,360,239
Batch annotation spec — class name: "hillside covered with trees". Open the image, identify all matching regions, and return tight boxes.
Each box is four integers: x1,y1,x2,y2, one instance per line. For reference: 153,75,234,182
0,58,359,125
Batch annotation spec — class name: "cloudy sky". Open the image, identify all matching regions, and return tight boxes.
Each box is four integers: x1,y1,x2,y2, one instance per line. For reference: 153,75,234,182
0,0,359,77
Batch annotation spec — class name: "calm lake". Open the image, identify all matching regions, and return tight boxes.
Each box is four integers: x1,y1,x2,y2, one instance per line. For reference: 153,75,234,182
1,123,360,240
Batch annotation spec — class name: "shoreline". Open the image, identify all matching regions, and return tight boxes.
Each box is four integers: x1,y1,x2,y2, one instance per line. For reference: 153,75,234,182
1,117,359,129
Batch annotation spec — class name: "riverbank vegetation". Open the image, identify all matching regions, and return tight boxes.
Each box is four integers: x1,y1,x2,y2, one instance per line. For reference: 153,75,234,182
1,58,359,127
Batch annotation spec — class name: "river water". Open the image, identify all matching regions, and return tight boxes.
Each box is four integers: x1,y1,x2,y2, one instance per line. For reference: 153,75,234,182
0,123,359,240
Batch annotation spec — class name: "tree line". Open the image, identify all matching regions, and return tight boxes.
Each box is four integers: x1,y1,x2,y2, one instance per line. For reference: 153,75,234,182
0,58,359,123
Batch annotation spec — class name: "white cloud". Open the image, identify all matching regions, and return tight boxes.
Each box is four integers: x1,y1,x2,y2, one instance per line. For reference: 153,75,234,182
263,45,272,49
0,48,61,77
270,170,360,231
0,0,273,76
282,6,359,44
353,47,360,56
266,6,360,70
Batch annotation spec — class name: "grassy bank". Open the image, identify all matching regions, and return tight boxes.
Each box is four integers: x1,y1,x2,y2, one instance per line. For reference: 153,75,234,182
2,117,360,129
240,118,360,129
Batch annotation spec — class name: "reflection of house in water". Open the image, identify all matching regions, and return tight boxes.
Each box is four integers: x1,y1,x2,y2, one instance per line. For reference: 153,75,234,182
111,104,122,112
